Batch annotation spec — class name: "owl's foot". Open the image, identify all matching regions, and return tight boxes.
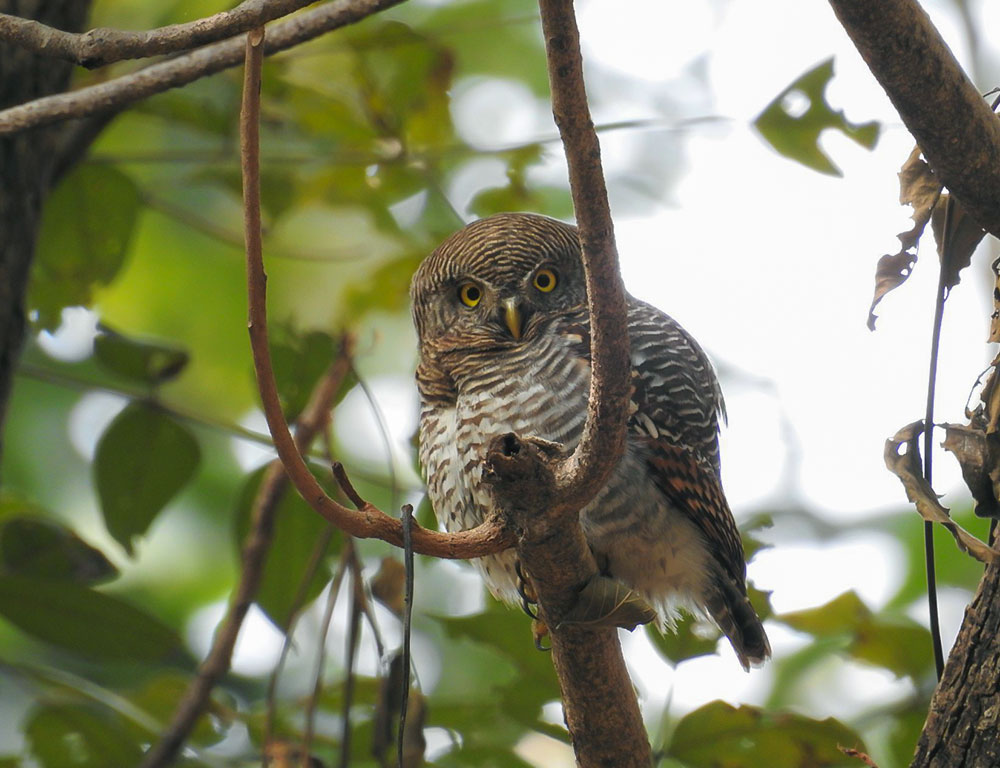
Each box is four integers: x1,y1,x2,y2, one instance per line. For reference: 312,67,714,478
514,558,538,620
558,574,657,631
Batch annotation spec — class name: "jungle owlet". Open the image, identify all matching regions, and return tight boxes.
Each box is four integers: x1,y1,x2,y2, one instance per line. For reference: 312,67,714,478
410,212,769,669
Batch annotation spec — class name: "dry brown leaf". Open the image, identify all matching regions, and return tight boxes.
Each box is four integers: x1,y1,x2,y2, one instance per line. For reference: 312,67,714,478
371,556,406,617
930,194,986,291
868,147,942,330
558,573,657,630
263,741,325,768
884,421,998,563
943,423,1000,519
400,691,428,768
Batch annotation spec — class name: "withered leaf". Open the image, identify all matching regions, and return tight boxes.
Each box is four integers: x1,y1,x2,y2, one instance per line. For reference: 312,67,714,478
371,556,406,617
868,147,942,330
263,741,325,768
930,194,986,292
884,421,998,562
942,423,1000,519
558,574,657,631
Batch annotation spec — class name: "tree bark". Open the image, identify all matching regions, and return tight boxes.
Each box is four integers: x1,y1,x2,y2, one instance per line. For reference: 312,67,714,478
910,535,1000,767
0,0,93,465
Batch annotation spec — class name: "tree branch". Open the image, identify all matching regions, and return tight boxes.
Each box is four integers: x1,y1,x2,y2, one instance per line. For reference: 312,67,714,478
828,0,1000,238
539,0,630,513
238,12,514,561
140,334,354,767
0,0,407,136
480,1,648,766
0,0,318,68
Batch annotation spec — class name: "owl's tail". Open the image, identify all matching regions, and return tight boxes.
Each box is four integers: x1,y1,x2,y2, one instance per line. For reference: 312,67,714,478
706,577,771,671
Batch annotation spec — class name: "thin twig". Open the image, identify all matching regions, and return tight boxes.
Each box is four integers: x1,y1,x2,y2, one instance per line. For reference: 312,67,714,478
0,0,317,67
397,505,415,768
0,0,408,136
922,193,954,680
331,462,367,509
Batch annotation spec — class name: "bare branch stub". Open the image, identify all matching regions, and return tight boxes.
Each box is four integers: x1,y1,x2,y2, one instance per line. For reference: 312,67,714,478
829,0,1000,239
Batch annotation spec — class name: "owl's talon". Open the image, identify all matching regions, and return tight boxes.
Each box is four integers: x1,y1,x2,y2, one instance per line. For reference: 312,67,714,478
532,618,550,651
515,559,539,620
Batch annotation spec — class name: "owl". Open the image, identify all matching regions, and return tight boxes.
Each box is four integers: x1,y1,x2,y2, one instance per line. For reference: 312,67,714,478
410,212,769,669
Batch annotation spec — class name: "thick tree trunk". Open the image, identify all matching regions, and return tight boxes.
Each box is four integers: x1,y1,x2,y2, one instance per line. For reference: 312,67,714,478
910,532,1000,767
0,0,92,462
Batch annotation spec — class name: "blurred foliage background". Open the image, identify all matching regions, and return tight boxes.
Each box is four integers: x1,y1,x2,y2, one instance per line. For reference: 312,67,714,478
1,0,996,766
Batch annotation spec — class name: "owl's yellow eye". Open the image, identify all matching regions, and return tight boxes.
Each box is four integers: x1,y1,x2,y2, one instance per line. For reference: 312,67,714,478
458,283,482,308
533,268,558,293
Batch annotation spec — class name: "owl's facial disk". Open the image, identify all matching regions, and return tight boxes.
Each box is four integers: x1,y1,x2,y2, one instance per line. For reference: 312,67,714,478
410,213,587,349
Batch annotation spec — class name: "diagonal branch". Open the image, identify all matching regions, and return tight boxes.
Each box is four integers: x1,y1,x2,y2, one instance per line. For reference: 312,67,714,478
829,0,1000,238
539,0,630,514
238,8,514,561
481,2,648,767
0,0,407,136
0,0,317,68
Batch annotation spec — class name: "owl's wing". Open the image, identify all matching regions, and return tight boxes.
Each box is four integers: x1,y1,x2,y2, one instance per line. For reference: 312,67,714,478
626,300,746,585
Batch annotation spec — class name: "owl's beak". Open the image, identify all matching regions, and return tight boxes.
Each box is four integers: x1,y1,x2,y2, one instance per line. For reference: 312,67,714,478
502,298,523,340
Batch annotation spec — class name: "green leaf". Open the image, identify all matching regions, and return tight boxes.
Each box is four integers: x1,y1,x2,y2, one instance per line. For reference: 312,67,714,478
435,601,560,729
30,165,141,329
94,327,189,386
779,591,870,636
646,614,719,665
270,328,354,421
667,701,867,767
778,591,934,679
343,251,425,320
753,58,880,176
0,575,181,661
469,184,573,220
419,0,550,96
233,467,340,630
0,517,117,585
94,403,201,555
26,701,144,768
129,673,231,747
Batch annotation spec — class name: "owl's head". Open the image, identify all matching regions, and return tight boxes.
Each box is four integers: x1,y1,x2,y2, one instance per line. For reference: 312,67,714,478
410,213,587,349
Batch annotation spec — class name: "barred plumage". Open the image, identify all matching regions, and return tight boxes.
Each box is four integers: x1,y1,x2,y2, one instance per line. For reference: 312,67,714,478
411,212,769,669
